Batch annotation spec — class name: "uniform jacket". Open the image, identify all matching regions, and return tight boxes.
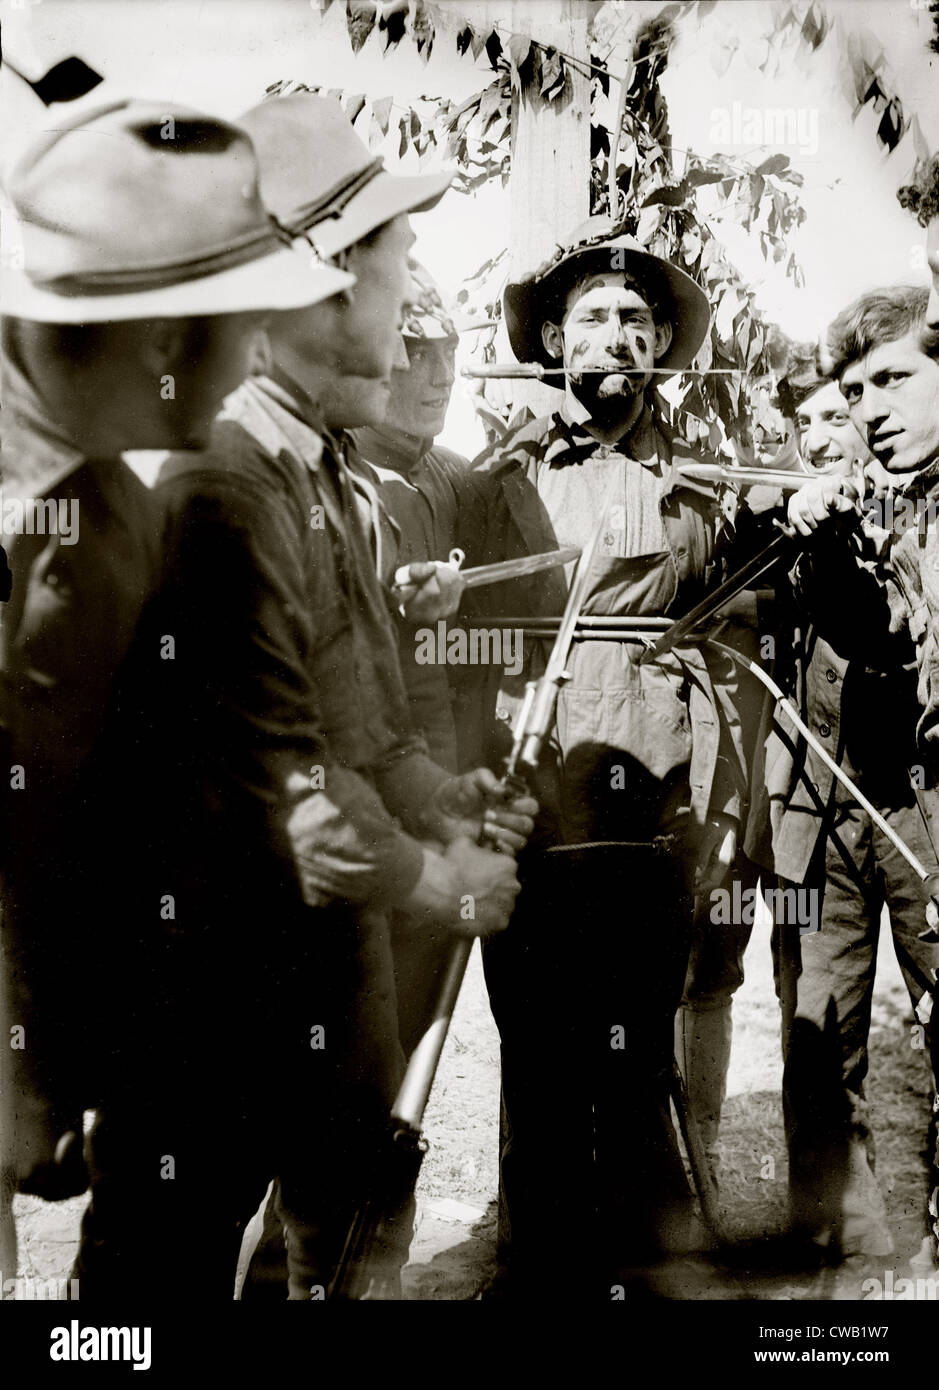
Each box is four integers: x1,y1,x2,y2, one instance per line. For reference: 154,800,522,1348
745,509,929,883
351,427,487,772
153,373,453,917
468,402,751,847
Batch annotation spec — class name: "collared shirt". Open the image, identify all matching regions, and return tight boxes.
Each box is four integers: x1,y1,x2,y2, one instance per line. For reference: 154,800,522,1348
471,401,745,843
534,409,669,560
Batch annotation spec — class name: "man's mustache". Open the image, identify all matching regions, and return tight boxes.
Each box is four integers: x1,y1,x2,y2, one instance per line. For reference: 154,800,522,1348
567,356,644,383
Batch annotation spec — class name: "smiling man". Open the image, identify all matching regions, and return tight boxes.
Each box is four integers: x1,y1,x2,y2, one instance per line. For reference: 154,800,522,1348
785,289,939,1263
751,350,939,1262
470,216,750,1295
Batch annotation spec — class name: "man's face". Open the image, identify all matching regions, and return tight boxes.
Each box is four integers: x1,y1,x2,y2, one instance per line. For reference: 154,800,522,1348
794,380,867,476
384,336,457,439
926,220,939,337
542,272,672,420
338,213,416,380
840,329,939,473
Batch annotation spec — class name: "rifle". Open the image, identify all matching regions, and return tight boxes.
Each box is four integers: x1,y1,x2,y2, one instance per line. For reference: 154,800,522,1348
326,478,619,1300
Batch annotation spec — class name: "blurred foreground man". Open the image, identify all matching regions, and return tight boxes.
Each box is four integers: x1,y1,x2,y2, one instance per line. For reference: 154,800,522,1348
149,93,534,1300
0,98,344,1287
473,216,747,1296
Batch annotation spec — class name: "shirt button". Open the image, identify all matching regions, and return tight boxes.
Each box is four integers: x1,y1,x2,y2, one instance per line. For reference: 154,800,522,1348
496,706,510,722
818,722,831,737
826,669,838,683
603,532,615,548
596,446,611,459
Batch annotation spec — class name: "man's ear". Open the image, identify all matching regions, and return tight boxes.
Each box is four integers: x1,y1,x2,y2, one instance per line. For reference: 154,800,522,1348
653,319,674,361
138,318,191,375
541,320,563,361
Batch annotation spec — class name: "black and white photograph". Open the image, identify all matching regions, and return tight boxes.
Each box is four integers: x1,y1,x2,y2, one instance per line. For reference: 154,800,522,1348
1,0,938,1368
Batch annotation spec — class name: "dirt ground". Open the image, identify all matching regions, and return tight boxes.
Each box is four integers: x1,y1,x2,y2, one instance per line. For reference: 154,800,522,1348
12,905,937,1301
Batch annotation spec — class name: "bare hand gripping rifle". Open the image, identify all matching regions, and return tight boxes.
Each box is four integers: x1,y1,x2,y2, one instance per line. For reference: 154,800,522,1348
327,484,618,1300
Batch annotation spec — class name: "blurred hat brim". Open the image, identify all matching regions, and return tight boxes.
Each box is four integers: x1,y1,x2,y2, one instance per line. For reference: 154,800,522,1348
1,240,352,323
301,168,452,258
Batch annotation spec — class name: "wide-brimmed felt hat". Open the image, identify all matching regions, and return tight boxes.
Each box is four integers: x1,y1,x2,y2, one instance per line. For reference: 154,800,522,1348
503,215,711,373
1,99,352,323
239,93,453,259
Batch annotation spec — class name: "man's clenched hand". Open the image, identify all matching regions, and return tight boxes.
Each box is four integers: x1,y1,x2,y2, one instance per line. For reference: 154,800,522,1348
433,767,538,855
787,474,859,537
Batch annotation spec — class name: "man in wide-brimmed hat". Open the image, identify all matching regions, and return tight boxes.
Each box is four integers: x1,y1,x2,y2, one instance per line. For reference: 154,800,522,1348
147,92,536,1300
471,215,751,1295
0,88,350,1285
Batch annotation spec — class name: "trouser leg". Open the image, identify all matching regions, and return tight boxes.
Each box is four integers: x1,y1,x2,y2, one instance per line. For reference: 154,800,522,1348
484,843,694,1295
483,859,596,1292
873,799,939,1251
275,907,411,1300
74,1091,272,1300
774,806,892,1256
677,854,757,1158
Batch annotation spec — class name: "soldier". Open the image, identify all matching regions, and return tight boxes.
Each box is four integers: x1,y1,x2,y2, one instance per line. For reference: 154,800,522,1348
786,284,939,1263
352,260,480,775
349,261,497,1061
0,97,347,1286
471,215,747,1295
748,348,938,1260
143,91,536,1300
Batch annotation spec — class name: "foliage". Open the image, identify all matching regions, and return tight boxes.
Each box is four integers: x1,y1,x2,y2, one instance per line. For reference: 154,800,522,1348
291,1,923,456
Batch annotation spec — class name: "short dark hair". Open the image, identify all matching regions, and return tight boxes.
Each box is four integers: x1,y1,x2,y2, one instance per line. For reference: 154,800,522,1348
775,341,831,420
827,285,939,380
897,153,939,227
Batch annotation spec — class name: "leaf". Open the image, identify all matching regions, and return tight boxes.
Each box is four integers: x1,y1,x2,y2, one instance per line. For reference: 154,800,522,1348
477,83,503,130
754,154,789,178
485,30,503,70
540,48,563,96
508,34,531,72
344,93,367,125
470,27,487,60
407,0,434,60
715,288,744,341
378,3,407,50
398,116,409,159
641,182,689,209
456,25,473,58
685,166,725,188
372,95,393,136
709,38,738,78
347,1,376,54
636,203,664,245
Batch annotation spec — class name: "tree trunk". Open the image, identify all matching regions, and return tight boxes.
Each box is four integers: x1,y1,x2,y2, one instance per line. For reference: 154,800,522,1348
507,0,593,416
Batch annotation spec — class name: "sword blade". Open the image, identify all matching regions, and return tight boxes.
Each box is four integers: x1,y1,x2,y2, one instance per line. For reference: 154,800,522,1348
460,547,581,589
676,463,814,492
